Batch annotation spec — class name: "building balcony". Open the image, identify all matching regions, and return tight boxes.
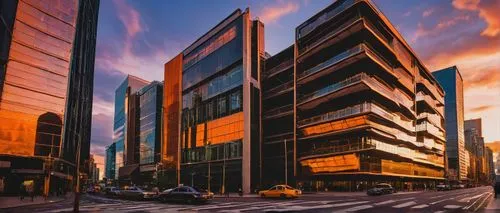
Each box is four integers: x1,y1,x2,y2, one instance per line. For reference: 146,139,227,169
299,139,376,160
416,121,445,141
417,112,443,131
264,59,293,79
418,77,444,105
297,43,395,86
263,80,293,99
263,132,293,144
263,104,293,120
297,73,414,116
416,92,445,117
421,136,445,152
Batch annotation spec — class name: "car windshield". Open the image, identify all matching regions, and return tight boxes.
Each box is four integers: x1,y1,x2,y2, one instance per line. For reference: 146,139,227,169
285,186,294,190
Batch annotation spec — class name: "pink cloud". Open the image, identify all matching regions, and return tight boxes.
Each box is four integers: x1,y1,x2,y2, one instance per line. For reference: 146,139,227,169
112,0,146,38
422,8,435,17
257,1,299,24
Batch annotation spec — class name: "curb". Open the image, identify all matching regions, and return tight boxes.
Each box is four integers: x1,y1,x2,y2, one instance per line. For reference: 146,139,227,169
0,194,73,210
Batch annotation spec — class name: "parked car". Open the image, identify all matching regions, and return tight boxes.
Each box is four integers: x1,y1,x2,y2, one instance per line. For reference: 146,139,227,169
367,183,395,195
120,186,158,200
103,187,121,196
436,183,451,191
158,186,214,204
258,185,301,199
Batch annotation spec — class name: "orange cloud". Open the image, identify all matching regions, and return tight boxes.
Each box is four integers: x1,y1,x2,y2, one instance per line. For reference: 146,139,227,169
113,0,146,38
470,105,496,113
414,15,470,41
452,0,500,37
257,1,299,24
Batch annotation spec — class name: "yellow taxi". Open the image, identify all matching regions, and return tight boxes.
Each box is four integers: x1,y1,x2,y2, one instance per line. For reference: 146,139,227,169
258,185,301,199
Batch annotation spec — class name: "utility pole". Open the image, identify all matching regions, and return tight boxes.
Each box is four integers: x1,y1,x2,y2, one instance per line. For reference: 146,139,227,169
205,141,211,193
284,139,288,185
222,143,226,194
73,131,81,212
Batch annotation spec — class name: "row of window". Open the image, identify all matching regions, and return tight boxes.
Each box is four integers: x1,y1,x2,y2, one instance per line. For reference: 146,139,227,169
184,26,237,69
181,140,242,164
183,65,242,109
182,89,242,128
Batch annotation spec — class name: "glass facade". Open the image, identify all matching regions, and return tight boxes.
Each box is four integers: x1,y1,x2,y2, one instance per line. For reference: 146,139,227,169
113,76,148,179
105,143,116,179
433,66,467,180
138,82,163,165
0,0,78,157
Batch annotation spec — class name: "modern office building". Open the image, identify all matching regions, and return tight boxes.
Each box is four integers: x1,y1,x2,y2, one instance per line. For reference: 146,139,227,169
137,81,163,186
433,66,467,181
261,45,294,186
113,75,148,181
464,118,488,183
105,143,116,180
163,8,265,193
486,147,494,183
288,0,446,191
0,0,99,195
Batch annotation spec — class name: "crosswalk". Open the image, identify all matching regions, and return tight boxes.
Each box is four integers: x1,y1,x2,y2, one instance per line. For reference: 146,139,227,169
37,189,491,213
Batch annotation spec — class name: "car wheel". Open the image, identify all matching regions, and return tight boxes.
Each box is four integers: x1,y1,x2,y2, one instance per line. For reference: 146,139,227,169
280,194,286,199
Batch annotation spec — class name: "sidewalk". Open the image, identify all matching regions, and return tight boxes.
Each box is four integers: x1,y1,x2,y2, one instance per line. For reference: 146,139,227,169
0,194,72,209
481,195,500,212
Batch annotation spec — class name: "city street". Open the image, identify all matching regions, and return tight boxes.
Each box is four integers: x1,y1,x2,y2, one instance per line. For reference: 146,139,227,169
1,186,493,213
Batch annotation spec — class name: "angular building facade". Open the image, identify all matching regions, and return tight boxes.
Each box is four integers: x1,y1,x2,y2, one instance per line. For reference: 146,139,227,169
113,75,148,181
433,66,467,181
289,0,446,191
163,9,265,193
0,0,99,195
105,143,116,180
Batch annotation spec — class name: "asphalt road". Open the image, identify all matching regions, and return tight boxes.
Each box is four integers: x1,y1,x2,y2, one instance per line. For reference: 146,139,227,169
2,186,493,213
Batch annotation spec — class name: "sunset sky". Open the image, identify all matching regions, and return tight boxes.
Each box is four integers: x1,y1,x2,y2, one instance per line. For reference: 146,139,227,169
91,0,500,174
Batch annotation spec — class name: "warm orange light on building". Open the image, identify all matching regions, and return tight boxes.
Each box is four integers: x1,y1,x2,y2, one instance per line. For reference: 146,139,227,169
162,54,182,168
194,112,244,146
301,115,370,137
300,153,360,174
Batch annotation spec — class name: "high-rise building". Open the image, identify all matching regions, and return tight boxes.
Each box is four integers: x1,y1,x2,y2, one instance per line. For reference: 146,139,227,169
433,66,466,181
0,0,99,195
137,81,163,186
113,75,148,181
105,143,116,180
163,8,265,193
290,0,446,190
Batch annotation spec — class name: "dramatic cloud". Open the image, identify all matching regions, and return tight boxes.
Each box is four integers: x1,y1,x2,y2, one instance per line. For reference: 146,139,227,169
414,15,471,41
256,1,299,24
452,0,500,37
112,0,146,38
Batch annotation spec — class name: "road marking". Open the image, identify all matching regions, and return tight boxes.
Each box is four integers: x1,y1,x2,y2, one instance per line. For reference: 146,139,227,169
374,200,395,205
430,197,454,205
433,211,446,213
335,205,374,212
392,201,417,208
444,205,462,209
430,194,447,199
411,204,429,209
262,201,370,212
459,192,485,202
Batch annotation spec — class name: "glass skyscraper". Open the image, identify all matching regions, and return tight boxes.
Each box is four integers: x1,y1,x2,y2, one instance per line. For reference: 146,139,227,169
0,0,99,195
112,75,148,180
433,66,467,181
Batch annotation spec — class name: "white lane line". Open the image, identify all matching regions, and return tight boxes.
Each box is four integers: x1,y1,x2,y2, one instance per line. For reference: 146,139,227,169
262,201,371,212
374,200,396,206
392,201,417,208
430,197,454,205
463,192,492,211
411,204,429,209
430,194,447,199
444,205,462,209
459,192,485,202
335,205,374,213
434,211,446,213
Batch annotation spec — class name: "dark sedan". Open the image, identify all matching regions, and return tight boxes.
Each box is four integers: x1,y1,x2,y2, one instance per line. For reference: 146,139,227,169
367,183,396,195
159,186,214,204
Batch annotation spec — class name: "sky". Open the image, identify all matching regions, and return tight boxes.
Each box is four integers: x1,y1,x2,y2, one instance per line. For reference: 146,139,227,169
90,0,500,176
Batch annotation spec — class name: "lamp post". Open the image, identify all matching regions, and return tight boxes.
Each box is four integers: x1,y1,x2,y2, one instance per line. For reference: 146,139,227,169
73,130,82,212
205,141,211,193
284,139,288,185
222,143,226,194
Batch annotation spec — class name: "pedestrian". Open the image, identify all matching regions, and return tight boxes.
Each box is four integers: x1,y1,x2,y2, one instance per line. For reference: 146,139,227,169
19,183,25,201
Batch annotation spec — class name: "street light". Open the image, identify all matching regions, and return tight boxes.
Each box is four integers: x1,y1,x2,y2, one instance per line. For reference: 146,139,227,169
284,139,288,185
205,141,212,193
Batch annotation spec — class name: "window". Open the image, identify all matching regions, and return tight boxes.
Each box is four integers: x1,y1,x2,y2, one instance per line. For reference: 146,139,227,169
230,91,241,111
217,96,226,117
